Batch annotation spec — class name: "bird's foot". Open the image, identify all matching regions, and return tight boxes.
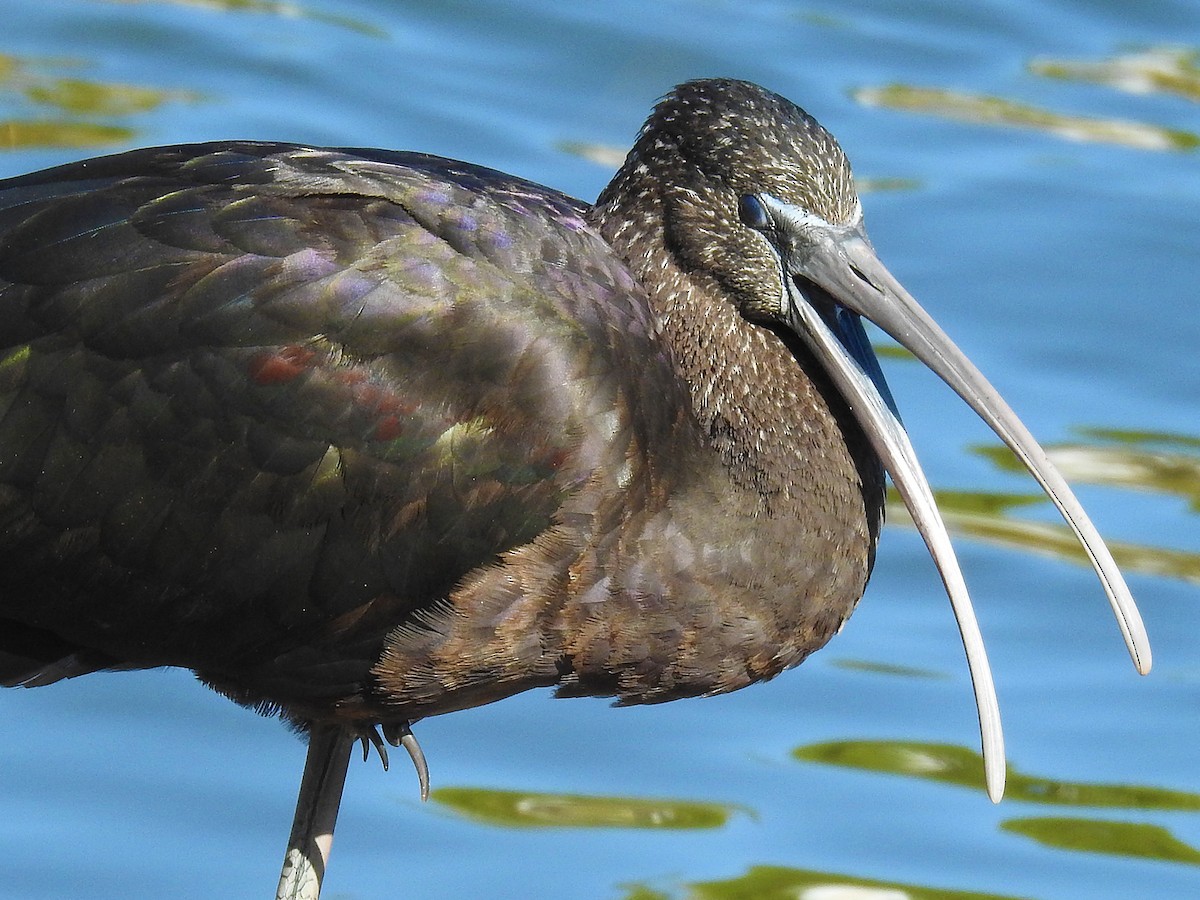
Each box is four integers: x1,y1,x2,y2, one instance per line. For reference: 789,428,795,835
357,721,430,801
358,726,390,768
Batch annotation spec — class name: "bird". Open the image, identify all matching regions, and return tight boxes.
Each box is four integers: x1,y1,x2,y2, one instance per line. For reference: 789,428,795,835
0,78,1150,898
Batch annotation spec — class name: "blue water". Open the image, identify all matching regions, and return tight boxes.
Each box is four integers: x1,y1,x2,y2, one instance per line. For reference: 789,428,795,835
2,1,1198,898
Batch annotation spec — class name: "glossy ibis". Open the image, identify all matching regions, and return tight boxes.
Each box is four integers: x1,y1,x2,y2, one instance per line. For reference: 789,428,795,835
0,79,1150,898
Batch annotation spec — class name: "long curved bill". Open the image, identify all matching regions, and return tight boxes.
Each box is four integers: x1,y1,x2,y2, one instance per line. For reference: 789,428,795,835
769,198,1151,803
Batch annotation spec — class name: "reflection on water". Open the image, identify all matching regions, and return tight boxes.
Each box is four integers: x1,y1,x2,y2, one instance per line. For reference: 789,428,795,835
994,427,1200,511
883,426,1200,584
23,77,178,116
854,84,1199,152
1002,817,1200,866
1031,47,1200,102
887,487,1200,584
622,864,1024,900
829,658,948,679
856,45,1200,153
794,739,1200,810
100,0,387,36
431,786,736,829
795,739,1200,873
558,143,922,198
854,176,922,194
0,51,196,149
875,343,917,362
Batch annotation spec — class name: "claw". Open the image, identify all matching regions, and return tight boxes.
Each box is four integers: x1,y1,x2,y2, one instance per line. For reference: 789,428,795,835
383,721,430,801
359,726,390,771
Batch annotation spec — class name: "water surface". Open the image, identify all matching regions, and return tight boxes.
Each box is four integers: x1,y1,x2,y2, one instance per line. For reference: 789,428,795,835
1,2,1198,898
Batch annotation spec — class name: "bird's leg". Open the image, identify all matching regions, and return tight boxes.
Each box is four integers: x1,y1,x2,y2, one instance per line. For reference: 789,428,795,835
276,724,353,900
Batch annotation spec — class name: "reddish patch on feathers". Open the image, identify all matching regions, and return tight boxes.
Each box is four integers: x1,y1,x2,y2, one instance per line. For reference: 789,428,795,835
373,415,403,442
247,345,316,385
248,345,415,442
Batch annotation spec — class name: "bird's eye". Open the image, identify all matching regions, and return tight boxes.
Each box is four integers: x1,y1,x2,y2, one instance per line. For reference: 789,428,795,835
737,194,771,230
